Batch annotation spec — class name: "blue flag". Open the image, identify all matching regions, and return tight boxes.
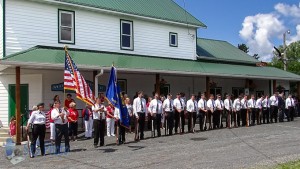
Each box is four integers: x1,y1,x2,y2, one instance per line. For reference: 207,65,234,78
106,67,118,107
117,85,130,128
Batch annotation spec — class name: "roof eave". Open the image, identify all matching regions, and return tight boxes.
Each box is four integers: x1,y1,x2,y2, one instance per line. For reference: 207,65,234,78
32,0,205,28
2,61,299,81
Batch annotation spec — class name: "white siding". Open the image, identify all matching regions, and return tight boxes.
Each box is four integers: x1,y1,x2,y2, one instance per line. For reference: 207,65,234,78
6,0,197,59
0,0,3,58
0,73,42,126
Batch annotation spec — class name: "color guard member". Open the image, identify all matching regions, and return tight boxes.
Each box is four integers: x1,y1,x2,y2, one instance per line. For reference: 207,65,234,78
215,94,224,128
256,95,264,125
114,107,126,144
92,98,107,148
262,95,270,124
133,91,147,140
26,103,46,158
269,93,279,123
149,93,163,137
186,94,198,133
163,93,174,135
51,101,70,154
198,94,207,131
241,95,249,126
233,96,241,127
286,94,295,121
248,95,256,126
174,93,186,133
224,95,233,128
206,94,216,130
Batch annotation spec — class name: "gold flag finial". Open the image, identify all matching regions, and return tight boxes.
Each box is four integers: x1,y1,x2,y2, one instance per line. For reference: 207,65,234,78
112,62,115,67
64,45,69,52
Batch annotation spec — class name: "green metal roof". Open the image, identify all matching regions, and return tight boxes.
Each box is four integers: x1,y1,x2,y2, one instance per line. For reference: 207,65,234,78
2,46,300,81
197,38,258,63
52,0,206,27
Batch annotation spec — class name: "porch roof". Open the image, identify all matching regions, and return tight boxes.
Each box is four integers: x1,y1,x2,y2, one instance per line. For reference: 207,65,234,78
1,46,300,81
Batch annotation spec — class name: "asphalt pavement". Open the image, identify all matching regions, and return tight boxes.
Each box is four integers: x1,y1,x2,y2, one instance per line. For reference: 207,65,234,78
1,119,300,169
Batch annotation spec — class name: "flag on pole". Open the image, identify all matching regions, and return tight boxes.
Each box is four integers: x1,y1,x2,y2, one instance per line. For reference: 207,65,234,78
106,67,118,106
64,51,95,105
106,66,129,128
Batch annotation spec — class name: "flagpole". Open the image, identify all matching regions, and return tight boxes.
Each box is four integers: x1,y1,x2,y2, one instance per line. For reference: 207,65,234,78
64,45,69,108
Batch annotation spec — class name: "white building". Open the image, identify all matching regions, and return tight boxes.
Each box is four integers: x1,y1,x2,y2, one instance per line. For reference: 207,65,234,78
0,0,299,130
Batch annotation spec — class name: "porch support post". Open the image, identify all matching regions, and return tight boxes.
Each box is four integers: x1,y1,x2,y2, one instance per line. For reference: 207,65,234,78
15,66,21,145
206,76,210,98
273,80,277,93
297,81,300,98
155,74,160,95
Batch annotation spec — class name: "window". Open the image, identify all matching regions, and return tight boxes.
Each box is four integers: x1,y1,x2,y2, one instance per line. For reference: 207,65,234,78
210,87,222,97
232,87,244,98
169,32,178,47
120,20,133,50
58,10,75,44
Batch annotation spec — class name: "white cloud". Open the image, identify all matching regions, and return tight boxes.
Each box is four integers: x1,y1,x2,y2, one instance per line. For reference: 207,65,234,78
288,25,300,44
239,13,285,61
239,2,300,62
275,3,300,18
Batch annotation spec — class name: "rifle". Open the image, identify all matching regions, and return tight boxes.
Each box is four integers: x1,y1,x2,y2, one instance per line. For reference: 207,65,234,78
151,117,154,138
116,121,119,145
134,117,139,141
246,109,249,127
26,128,31,157
165,113,168,136
179,112,182,134
203,111,207,131
191,113,195,133
228,110,231,128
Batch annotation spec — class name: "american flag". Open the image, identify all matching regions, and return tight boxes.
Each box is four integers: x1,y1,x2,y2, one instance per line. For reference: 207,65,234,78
64,51,95,105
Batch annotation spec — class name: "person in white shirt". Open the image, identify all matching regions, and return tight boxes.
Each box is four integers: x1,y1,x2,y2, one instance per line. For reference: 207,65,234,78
255,95,264,125
173,93,186,133
207,94,216,130
233,96,242,127
241,95,249,126
286,94,295,121
198,94,207,131
186,94,198,133
215,94,224,129
114,107,126,144
92,98,107,148
224,95,233,128
125,98,133,133
133,91,147,140
248,94,256,126
163,93,174,135
26,103,46,158
51,101,70,154
262,95,270,124
149,93,163,137
269,92,279,123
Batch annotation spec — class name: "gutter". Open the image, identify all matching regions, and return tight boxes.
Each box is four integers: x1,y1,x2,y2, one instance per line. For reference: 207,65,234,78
94,69,104,96
1,60,300,81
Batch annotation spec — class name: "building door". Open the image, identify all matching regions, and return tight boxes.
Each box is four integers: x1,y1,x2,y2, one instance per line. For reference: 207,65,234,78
8,84,29,125
232,87,244,99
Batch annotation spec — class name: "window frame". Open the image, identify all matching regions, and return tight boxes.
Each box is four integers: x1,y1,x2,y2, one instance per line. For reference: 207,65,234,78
58,9,75,44
120,19,134,51
169,32,178,47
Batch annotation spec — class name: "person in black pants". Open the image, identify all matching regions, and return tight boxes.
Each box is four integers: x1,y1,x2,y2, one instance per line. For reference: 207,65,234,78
51,101,70,154
133,91,147,140
26,103,46,158
163,93,174,135
174,93,186,133
115,107,126,144
92,98,107,148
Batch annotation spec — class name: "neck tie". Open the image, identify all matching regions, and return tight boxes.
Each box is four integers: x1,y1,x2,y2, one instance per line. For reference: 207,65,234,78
156,100,159,113
140,98,144,112
194,101,196,111
229,100,232,110
212,100,215,109
291,98,293,106
204,100,206,109
39,111,42,114
169,99,172,111
179,99,183,109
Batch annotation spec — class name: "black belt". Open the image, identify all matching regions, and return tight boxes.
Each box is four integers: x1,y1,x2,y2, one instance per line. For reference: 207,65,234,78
55,123,67,126
33,124,45,126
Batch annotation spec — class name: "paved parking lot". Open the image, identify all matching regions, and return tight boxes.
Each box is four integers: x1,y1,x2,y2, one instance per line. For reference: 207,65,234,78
1,119,300,169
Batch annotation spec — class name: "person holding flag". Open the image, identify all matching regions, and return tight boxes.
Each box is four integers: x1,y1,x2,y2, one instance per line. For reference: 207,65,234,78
106,66,130,143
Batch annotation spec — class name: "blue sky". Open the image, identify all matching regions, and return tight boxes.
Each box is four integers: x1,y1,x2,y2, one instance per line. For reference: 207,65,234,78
174,0,300,61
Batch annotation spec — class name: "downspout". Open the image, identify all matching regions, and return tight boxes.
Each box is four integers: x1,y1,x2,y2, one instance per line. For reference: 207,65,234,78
94,69,104,97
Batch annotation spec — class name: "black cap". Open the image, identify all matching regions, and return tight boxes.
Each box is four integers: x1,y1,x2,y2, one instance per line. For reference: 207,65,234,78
37,103,44,107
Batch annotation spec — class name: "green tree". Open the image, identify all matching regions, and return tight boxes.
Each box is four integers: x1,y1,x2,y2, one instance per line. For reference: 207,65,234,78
270,41,300,94
238,43,249,53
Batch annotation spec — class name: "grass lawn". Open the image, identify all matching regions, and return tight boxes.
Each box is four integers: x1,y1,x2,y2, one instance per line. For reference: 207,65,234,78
274,160,300,169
